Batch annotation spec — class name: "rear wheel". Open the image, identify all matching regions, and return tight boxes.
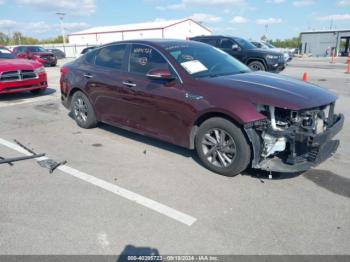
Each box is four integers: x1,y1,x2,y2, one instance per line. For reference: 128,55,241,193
71,91,97,129
248,61,266,71
195,117,251,176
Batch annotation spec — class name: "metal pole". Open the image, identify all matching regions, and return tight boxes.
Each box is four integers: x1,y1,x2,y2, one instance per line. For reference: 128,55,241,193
0,154,45,165
56,12,66,53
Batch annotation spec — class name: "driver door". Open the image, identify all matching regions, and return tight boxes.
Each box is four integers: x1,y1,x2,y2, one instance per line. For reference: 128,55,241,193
219,38,243,62
119,44,189,145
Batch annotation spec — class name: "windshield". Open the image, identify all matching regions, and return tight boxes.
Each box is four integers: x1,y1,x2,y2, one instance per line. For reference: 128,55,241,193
256,42,269,49
162,42,250,78
264,42,276,48
0,48,15,59
27,46,47,52
233,37,257,49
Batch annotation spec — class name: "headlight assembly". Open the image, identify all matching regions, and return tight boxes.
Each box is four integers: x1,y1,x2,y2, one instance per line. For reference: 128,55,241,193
266,54,279,60
34,67,45,74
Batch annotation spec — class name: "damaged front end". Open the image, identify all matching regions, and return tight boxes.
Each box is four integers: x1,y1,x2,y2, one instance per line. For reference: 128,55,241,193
244,103,344,173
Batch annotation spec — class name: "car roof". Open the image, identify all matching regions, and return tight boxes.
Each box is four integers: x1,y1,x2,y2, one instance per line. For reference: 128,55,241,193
191,35,238,39
89,39,203,51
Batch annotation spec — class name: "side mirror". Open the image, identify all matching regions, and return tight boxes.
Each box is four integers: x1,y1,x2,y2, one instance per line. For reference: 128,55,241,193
232,44,240,51
146,68,175,81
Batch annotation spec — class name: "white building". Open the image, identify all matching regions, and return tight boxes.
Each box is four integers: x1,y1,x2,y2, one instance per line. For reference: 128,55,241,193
300,29,350,57
68,18,212,45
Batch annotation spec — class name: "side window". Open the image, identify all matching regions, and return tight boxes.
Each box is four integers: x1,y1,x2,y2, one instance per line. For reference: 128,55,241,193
200,38,218,47
16,47,25,53
129,44,169,75
95,44,127,69
220,39,235,49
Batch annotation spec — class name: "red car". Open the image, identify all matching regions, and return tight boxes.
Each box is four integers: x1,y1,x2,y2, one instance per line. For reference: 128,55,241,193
12,46,57,67
0,46,48,95
60,40,344,176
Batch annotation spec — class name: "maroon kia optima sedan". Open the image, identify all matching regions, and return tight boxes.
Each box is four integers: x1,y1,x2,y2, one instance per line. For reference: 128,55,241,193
60,40,344,176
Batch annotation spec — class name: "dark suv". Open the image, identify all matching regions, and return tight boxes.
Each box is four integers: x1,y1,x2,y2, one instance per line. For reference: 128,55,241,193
191,35,285,73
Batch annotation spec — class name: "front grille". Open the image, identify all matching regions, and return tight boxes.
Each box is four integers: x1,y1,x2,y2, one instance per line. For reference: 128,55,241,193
0,70,37,82
279,56,284,62
21,70,37,80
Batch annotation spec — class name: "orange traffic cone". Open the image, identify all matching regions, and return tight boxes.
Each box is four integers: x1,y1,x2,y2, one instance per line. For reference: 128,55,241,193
346,53,350,74
302,72,308,81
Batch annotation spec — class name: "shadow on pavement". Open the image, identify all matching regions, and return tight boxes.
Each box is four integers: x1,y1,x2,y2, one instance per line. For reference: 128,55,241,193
117,245,161,262
0,87,56,102
303,169,350,198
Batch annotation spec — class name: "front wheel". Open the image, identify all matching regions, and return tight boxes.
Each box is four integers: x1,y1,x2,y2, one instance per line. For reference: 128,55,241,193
248,61,266,71
195,118,251,176
71,91,97,129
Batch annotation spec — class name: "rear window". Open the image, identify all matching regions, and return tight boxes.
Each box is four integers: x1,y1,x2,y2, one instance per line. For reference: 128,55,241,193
27,46,46,52
81,47,95,54
85,50,96,64
0,48,15,59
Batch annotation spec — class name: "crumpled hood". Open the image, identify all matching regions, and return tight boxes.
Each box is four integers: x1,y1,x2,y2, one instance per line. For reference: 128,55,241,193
32,52,54,56
201,71,337,110
0,59,41,72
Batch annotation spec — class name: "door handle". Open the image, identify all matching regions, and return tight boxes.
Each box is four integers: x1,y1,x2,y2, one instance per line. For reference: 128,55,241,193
122,81,136,88
83,73,93,79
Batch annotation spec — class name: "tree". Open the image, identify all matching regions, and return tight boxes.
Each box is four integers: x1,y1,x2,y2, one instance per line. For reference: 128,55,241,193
0,31,65,45
0,32,10,45
12,32,23,45
269,36,301,48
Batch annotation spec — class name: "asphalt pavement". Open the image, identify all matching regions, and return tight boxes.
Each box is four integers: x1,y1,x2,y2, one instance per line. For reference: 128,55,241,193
0,58,349,255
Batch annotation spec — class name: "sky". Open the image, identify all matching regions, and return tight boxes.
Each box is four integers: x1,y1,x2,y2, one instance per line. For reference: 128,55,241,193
0,0,349,40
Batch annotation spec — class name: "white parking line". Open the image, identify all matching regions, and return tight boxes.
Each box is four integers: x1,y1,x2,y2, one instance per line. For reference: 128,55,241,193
0,138,197,226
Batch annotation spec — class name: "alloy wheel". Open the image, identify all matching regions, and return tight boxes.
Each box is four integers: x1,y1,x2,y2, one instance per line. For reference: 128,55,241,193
73,97,88,123
201,128,237,168
250,63,263,71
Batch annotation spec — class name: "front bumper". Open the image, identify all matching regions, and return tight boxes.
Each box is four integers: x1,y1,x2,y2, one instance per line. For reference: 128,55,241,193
0,73,48,94
267,62,286,73
36,57,57,66
256,139,339,173
246,113,344,173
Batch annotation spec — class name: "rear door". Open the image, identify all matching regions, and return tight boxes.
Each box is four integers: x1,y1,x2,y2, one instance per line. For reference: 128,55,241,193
79,44,132,125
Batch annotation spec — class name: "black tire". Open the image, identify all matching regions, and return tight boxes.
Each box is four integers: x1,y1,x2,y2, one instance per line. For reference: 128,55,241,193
195,117,251,176
71,91,97,129
30,88,45,95
248,60,266,71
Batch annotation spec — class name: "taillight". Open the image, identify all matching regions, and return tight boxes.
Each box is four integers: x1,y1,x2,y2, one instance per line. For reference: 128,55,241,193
60,67,70,94
60,66,69,77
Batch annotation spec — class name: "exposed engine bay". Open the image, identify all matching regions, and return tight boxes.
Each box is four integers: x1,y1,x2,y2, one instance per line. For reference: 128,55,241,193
245,103,344,173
